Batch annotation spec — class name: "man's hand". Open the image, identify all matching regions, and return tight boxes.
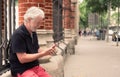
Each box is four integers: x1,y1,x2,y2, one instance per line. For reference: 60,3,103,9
46,44,57,55
38,44,57,56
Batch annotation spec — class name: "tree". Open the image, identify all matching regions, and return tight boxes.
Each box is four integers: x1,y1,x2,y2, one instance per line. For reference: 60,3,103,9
86,0,108,29
79,0,120,29
79,0,90,29
111,12,120,25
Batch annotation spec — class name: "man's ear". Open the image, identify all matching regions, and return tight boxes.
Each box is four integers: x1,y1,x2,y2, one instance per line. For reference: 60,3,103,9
27,17,32,22
25,17,32,22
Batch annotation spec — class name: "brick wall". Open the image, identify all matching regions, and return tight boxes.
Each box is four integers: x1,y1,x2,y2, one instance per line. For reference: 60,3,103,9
44,0,53,29
18,0,76,30
70,3,76,29
18,0,53,30
63,0,71,29
63,0,76,29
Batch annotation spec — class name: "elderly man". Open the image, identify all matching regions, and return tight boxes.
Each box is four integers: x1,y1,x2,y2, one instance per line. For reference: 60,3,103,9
10,6,56,77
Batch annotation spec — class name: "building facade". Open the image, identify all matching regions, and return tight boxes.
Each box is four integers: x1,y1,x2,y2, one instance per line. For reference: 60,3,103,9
0,0,79,74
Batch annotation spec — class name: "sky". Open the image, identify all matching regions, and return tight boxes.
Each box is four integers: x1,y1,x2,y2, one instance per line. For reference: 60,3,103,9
79,0,83,3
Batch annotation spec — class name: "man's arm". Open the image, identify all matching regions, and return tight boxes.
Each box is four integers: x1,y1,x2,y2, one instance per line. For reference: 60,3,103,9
17,45,56,64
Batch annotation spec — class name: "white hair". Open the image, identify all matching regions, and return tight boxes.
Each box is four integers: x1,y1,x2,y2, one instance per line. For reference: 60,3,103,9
24,6,45,22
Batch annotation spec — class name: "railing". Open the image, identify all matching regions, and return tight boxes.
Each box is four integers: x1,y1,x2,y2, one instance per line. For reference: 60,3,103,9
0,0,16,74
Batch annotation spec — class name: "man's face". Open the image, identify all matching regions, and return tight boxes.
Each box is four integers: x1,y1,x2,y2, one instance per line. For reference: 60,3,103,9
30,16,44,32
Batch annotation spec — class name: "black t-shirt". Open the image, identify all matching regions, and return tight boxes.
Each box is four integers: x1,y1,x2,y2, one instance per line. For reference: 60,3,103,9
10,24,39,76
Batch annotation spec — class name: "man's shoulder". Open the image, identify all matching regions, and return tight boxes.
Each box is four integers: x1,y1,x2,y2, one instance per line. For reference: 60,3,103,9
12,25,27,40
13,26,23,35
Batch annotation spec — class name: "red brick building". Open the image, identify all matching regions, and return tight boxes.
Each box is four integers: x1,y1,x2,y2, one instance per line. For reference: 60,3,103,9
18,0,77,30
0,0,79,74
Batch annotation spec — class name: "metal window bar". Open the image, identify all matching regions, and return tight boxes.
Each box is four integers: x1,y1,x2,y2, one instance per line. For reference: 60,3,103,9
52,0,68,54
8,0,12,37
4,0,8,64
0,0,16,74
12,0,16,31
53,0,64,43
0,0,2,68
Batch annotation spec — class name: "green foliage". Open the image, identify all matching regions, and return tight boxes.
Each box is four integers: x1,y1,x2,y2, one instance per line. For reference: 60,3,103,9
79,0,120,29
15,0,18,5
111,0,120,9
79,0,90,29
111,12,120,24
86,0,108,14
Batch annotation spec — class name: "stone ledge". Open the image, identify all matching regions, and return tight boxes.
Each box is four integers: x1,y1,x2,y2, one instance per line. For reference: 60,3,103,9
39,41,68,77
40,55,64,77
65,38,76,55
36,29,47,34
38,55,51,64
37,29,54,47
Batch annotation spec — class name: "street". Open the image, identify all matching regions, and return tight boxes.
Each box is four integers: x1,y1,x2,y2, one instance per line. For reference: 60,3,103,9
64,36,120,77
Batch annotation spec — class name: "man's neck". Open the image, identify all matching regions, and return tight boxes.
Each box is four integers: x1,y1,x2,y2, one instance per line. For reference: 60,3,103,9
24,23,32,35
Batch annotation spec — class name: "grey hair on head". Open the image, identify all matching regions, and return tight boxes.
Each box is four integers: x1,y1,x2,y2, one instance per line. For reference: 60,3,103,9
24,6,45,22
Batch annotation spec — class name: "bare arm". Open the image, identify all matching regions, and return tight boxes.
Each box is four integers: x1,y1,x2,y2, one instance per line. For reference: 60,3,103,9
17,45,56,64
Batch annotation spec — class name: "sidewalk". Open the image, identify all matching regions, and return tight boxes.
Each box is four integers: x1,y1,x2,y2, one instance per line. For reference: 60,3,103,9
64,36,120,77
